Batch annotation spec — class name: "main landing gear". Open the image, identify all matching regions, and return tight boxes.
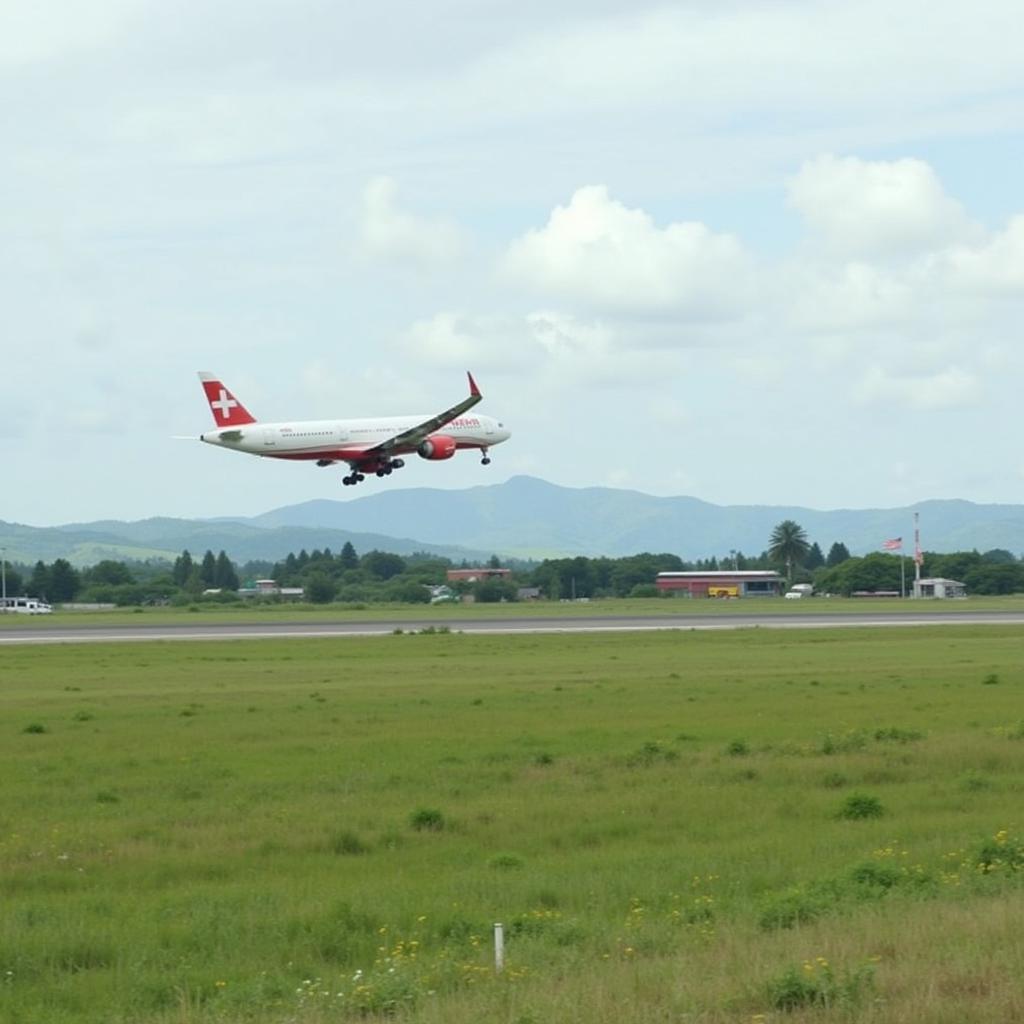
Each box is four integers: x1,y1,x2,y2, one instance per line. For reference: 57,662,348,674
342,458,405,486
481,448,491,466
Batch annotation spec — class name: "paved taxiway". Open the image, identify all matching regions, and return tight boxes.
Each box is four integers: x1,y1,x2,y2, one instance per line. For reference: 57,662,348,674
2,609,1024,645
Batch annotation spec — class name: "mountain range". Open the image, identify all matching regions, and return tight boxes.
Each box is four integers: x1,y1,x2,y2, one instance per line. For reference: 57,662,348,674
3,475,1024,566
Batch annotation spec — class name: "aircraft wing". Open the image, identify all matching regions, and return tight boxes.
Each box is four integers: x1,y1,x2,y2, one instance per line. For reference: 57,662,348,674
365,372,482,457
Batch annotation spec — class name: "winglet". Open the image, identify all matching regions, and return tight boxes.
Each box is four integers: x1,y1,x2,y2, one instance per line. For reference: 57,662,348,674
467,371,481,398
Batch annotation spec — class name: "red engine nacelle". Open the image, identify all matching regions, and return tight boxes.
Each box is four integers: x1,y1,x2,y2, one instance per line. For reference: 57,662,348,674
417,434,457,460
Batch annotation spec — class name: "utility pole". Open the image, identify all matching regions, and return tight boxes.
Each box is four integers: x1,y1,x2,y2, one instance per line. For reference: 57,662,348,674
1,547,6,613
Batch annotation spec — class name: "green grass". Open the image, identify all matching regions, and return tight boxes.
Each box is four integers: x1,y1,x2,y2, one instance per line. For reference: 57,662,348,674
1,626,1023,1022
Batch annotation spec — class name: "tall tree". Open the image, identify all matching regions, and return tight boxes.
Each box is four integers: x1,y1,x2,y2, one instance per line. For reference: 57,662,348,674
87,560,134,586
826,542,851,567
172,550,194,588
768,520,810,581
214,551,239,590
28,561,50,598
199,550,217,587
2,565,23,598
48,559,81,602
804,542,825,570
339,542,358,570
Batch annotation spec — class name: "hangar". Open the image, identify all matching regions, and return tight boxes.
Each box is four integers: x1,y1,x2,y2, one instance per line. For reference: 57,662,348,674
656,570,783,599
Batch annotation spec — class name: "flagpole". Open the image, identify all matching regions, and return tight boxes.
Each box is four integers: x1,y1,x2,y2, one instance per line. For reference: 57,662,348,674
913,511,921,598
900,552,905,599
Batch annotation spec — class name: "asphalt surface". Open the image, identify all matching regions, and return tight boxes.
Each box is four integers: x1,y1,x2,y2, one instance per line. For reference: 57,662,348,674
2,609,1024,645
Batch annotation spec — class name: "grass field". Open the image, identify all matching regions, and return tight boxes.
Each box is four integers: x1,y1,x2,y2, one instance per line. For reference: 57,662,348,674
2,626,1023,1022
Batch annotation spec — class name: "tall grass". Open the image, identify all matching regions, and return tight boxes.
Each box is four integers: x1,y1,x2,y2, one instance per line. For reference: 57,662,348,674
1,626,1022,1021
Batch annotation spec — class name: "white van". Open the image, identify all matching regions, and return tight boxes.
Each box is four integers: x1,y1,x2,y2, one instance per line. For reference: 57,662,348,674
1,597,53,614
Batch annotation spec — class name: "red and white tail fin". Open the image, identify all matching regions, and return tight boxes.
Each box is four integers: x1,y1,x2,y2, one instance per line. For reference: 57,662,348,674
198,372,257,426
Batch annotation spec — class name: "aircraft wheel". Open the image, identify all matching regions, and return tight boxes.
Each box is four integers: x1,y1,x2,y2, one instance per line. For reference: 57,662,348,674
356,473,365,482
482,456,491,465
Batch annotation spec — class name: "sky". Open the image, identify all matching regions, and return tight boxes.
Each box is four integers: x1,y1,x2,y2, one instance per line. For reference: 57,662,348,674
3,0,1024,526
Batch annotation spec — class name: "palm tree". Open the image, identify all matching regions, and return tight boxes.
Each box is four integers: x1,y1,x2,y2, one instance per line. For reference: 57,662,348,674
768,520,810,582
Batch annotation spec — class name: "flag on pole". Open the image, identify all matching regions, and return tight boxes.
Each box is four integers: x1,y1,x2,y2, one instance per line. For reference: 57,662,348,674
882,538,902,551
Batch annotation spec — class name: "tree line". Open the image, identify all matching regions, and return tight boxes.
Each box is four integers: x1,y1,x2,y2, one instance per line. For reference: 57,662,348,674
767,519,1024,595
7,531,1024,606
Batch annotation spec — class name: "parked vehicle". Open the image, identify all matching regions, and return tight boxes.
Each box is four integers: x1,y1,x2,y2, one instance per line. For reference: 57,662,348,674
0,597,53,614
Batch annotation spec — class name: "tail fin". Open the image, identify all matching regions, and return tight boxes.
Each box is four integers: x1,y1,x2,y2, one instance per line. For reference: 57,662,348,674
198,372,257,426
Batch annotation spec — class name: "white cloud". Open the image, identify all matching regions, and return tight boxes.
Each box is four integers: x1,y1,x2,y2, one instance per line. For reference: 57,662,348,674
402,308,682,386
854,365,982,410
358,177,465,270
787,261,917,333
402,312,530,373
502,185,752,317
788,155,981,258
936,215,1024,294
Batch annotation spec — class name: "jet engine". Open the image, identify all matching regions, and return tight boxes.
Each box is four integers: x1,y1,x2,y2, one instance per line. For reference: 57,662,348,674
417,434,457,460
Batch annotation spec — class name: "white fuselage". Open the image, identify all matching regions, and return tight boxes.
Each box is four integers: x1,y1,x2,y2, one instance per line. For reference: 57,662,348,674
200,412,509,460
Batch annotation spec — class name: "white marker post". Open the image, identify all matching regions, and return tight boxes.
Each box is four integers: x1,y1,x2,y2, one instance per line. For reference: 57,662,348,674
494,922,505,973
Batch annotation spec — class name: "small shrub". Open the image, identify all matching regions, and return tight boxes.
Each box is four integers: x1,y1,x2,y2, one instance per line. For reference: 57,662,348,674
766,965,820,1009
838,793,884,820
873,726,924,743
849,862,900,891
328,830,369,856
959,771,992,792
767,959,874,1011
409,808,445,831
975,828,1024,873
22,723,47,734
982,673,1000,685
626,741,666,767
96,790,120,804
533,752,554,766
726,739,749,757
758,886,834,930
488,853,524,870
821,730,867,755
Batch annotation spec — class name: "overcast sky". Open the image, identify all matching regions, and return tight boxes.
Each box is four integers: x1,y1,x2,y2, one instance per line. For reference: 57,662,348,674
4,0,1024,525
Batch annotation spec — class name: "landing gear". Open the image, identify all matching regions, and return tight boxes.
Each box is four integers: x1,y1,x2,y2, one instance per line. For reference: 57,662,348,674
481,448,491,466
343,457,405,485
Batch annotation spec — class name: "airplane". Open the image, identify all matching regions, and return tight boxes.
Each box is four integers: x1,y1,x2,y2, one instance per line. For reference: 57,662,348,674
195,371,510,486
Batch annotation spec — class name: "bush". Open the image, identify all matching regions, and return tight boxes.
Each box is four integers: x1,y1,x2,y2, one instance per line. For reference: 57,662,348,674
305,574,337,604
22,723,47,734
409,808,445,831
837,793,884,820
488,853,524,870
328,829,369,855
726,739,749,756
758,885,834,930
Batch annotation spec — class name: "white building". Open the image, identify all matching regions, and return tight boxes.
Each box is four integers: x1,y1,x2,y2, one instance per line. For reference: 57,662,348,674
914,577,966,599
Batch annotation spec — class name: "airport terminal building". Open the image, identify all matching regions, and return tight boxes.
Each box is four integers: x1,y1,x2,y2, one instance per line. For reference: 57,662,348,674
656,570,783,598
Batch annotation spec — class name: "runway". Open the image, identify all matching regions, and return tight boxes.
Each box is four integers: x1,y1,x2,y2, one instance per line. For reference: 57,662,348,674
2,609,1024,645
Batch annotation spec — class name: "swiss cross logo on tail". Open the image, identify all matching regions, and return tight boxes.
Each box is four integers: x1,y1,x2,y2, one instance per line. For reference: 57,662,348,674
211,389,238,420
198,372,257,426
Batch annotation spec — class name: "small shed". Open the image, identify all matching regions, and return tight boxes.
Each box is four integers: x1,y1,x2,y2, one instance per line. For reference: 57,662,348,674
914,577,966,599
